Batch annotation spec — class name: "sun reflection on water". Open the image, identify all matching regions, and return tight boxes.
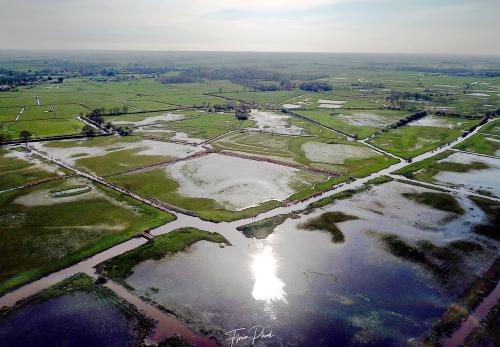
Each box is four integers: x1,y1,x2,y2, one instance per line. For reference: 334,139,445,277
251,246,286,303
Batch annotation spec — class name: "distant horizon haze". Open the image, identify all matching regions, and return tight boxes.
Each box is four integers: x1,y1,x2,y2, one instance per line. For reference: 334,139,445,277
1,0,499,55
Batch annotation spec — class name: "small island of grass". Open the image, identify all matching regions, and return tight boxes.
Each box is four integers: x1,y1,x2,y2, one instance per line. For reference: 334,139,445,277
402,191,465,214
298,211,358,243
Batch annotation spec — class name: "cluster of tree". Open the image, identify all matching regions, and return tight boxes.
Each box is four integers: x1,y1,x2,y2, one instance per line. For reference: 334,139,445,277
208,103,236,113
0,68,44,90
351,82,385,89
82,106,129,123
81,124,97,137
46,76,64,83
298,81,332,92
104,121,133,136
434,110,486,119
388,91,433,102
389,111,427,129
0,133,11,145
462,116,493,137
235,104,251,120
158,75,202,84
115,126,133,136
84,108,106,125
485,109,500,118
397,66,500,77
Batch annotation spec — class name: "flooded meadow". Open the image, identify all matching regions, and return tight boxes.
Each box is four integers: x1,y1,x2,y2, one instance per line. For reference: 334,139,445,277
118,181,498,346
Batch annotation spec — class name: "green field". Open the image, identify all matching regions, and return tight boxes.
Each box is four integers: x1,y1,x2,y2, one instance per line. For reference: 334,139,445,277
370,124,473,159
0,119,84,140
0,177,174,294
454,134,500,156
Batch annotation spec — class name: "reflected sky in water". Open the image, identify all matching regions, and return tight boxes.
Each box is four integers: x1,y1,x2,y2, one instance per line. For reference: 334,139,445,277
251,245,286,303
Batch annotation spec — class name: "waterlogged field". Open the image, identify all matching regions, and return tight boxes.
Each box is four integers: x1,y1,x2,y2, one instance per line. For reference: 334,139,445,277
0,146,68,190
110,153,330,221
0,176,174,294
0,55,499,346
396,150,500,197
212,131,398,177
147,113,248,142
293,109,407,138
370,116,480,159
97,180,499,346
32,135,206,176
0,274,154,346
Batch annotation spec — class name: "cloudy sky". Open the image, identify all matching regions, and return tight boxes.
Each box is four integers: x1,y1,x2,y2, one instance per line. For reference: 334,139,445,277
1,0,499,54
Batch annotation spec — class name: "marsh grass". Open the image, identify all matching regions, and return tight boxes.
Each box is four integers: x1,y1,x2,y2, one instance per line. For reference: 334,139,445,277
402,191,465,214
470,196,500,241
395,150,490,183
237,214,296,239
298,211,358,243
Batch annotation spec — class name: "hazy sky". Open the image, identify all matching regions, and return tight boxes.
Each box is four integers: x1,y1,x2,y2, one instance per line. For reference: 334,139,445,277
1,0,499,54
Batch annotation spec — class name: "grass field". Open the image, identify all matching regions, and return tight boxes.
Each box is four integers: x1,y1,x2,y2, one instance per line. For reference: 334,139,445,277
0,177,174,294
0,119,84,140
480,118,500,136
370,125,466,159
454,134,500,156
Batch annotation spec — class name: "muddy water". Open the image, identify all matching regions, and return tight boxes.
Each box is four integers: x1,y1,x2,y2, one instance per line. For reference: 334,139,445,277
442,281,500,347
127,182,497,346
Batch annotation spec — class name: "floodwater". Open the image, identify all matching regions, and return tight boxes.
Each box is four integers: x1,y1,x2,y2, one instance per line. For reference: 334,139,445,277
112,112,186,126
302,142,379,164
409,115,463,129
166,153,313,211
336,112,393,127
434,152,500,197
125,182,497,346
248,110,304,135
32,138,203,165
0,292,142,347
